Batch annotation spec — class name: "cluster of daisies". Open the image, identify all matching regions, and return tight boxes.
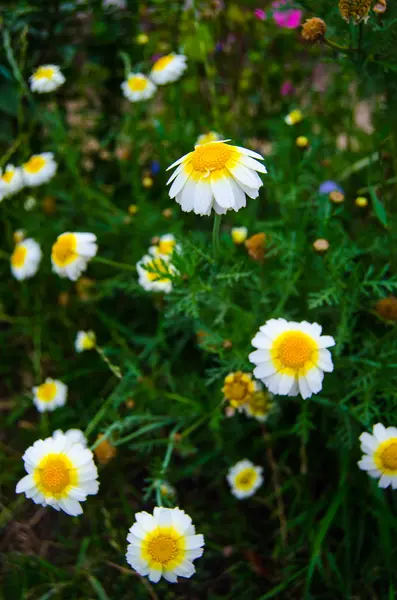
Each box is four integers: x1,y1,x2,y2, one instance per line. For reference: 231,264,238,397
121,53,187,103
0,152,57,203
137,233,179,294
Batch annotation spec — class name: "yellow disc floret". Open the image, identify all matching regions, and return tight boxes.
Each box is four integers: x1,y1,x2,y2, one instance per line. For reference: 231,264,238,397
222,371,255,407
24,156,46,174
37,382,57,403
272,331,318,373
235,467,258,491
34,453,77,497
152,55,174,72
142,526,185,570
11,245,27,268
52,234,78,267
191,142,233,174
375,439,397,473
128,76,148,92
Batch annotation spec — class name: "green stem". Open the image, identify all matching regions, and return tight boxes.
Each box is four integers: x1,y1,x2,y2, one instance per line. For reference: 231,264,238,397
93,256,136,273
324,38,355,53
212,213,221,258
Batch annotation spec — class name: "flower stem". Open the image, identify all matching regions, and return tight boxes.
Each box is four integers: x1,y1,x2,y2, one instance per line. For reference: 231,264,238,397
324,37,355,53
212,213,222,258
93,256,136,273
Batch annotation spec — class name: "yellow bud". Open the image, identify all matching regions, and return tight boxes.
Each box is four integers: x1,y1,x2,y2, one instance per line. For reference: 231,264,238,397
355,196,368,207
296,136,309,148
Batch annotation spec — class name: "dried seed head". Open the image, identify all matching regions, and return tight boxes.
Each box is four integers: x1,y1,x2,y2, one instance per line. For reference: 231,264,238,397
339,0,372,23
313,238,330,253
301,18,327,43
375,296,397,321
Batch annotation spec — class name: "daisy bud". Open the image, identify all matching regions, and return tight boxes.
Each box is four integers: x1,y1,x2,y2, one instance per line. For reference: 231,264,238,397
94,434,117,465
162,208,173,218
136,33,149,44
355,196,368,207
245,232,266,262
375,296,397,322
329,191,345,204
128,204,139,215
296,136,309,149
339,0,372,23
313,238,330,253
142,176,153,188
231,226,248,244
301,17,326,42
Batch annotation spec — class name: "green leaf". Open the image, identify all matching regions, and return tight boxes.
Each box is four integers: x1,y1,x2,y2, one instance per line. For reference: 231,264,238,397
369,186,388,228
0,81,19,116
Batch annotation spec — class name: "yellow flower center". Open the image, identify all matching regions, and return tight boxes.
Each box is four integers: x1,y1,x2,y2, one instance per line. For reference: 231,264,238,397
272,331,318,372
377,440,397,472
197,132,219,145
34,453,77,497
223,372,255,407
82,334,95,350
2,170,14,183
191,142,233,173
37,382,57,403
152,55,174,72
34,66,55,80
128,76,148,92
145,258,170,283
158,239,175,255
248,391,271,417
52,234,78,267
235,467,257,491
142,526,185,569
11,245,27,268
148,534,178,564
24,156,46,174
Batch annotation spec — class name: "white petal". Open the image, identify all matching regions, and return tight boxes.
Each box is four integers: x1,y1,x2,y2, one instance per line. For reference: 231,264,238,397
359,432,378,452
179,177,196,212
185,534,204,549
148,568,162,583
278,373,295,395
157,508,173,527
318,336,335,348
166,152,192,171
373,423,388,443
58,497,83,516
298,375,312,399
254,362,276,379
305,366,323,395
16,474,35,494
226,160,259,188
210,171,235,209
248,349,271,364
162,570,178,583
228,175,247,209
317,349,334,372
166,162,185,185
169,164,192,198
232,146,264,160
193,178,213,215
174,561,195,578
251,333,273,349
136,512,157,532
379,474,392,488
237,154,267,173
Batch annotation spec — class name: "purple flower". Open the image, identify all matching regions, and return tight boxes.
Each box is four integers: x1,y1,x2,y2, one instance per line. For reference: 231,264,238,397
254,8,266,20
318,181,344,194
281,80,294,96
273,0,302,29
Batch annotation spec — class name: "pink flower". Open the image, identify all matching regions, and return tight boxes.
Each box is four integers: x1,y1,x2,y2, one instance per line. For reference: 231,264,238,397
281,80,295,96
254,8,266,20
273,0,302,29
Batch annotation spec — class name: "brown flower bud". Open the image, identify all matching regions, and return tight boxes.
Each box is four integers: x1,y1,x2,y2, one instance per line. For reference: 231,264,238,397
313,238,330,253
245,232,266,262
339,0,372,23
301,18,327,43
42,196,56,215
162,208,173,218
329,191,345,204
94,434,117,465
375,296,397,321
223,339,233,349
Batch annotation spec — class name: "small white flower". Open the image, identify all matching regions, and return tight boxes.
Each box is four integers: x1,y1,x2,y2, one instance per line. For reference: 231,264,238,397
150,54,187,85
16,430,99,516
22,153,57,187
284,109,303,126
196,131,222,146
358,423,397,489
32,378,68,413
51,232,98,281
166,140,266,216
121,73,156,102
231,226,248,245
24,196,37,211
0,165,24,197
75,330,96,353
126,506,204,583
29,65,65,93
249,318,335,399
10,238,42,281
149,234,180,258
227,459,264,499
13,229,26,244
137,253,175,294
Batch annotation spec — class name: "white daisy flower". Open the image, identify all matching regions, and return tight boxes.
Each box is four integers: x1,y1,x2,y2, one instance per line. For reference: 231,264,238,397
227,459,264,500
22,153,57,187
24,196,37,211
137,253,175,294
358,423,397,489
121,73,157,102
53,428,88,447
166,140,266,216
150,53,187,85
32,378,68,413
231,226,248,245
149,234,180,258
0,165,24,197
10,238,42,281
196,131,222,146
29,65,65,93
51,232,98,281
15,430,99,516
284,109,303,126
249,318,335,399
75,330,96,353
126,506,204,583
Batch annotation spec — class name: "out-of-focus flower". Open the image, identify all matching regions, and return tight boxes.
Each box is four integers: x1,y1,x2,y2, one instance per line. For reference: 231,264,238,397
319,181,343,195
280,80,295,96
166,141,266,216
373,0,387,14
222,372,255,408
128,204,139,215
76,276,95,301
254,8,266,20
296,136,309,148
358,423,397,489
151,160,161,175
142,175,153,188
75,330,96,353
24,196,37,211
355,196,368,207
11,239,42,281
156,480,176,499
301,17,326,42
249,318,335,399
339,0,372,23
329,191,344,204
0,165,24,198
121,73,156,103
242,386,274,422
284,109,303,125
16,430,99,516
231,226,248,245
115,143,132,161
94,434,117,465
51,232,98,281
103,0,126,8
196,131,222,146
42,195,56,215
32,378,68,413
150,54,187,85
313,238,330,253
137,254,175,294
227,459,264,499
30,65,65,93
136,33,149,44
22,153,57,187
375,296,397,321
13,229,26,244
273,0,302,29
125,507,204,583
162,208,173,218
149,234,179,258
245,232,266,262
58,292,70,307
